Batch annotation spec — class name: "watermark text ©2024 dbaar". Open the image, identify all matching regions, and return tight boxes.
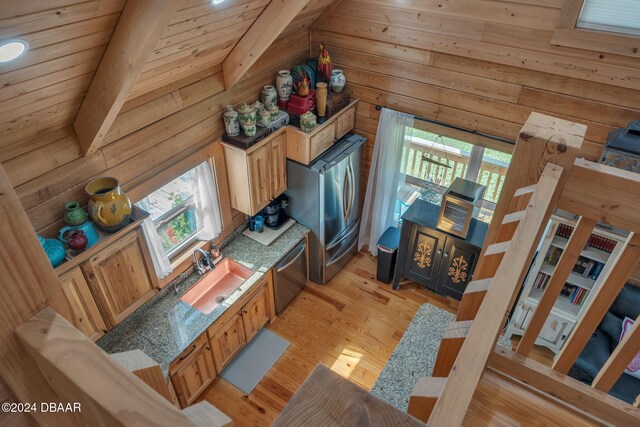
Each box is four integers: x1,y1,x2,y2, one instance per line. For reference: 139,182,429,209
2,402,81,413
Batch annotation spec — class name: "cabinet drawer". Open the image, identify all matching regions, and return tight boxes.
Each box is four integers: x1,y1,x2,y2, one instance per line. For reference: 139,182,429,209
309,122,335,161
209,313,246,370
335,105,355,140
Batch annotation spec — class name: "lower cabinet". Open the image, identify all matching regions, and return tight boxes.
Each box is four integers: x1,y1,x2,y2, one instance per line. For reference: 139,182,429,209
170,334,216,408
169,270,277,407
209,313,246,371
242,284,271,342
58,267,107,341
509,300,574,353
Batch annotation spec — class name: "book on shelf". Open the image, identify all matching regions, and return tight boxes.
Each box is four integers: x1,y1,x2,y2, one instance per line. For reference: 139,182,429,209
555,224,616,253
533,272,551,290
546,246,563,265
560,283,589,305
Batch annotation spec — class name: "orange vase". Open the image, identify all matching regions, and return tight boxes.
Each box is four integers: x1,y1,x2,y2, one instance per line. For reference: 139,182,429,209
315,82,327,117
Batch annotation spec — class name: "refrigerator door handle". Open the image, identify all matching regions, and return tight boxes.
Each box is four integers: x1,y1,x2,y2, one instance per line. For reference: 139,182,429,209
346,159,355,221
342,168,350,223
325,219,360,251
326,234,358,267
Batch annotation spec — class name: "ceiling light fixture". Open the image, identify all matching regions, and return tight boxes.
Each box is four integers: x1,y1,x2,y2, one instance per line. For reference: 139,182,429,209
0,39,28,63
211,0,225,5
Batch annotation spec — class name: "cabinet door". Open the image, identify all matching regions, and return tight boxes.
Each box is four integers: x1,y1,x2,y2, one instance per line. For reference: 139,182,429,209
58,267,107,341
435,237,480,301
82,230,156,328
403,225,445,291
269,134,287,198
309,122,335,161
209,313,246,370
170,337,216,408
335,104,355,140
242,284,271,342
247,144,272,213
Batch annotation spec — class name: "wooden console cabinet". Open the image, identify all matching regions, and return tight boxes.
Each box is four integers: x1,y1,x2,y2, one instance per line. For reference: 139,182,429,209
392,200,487,300
285,100,357,165
223,130,287,215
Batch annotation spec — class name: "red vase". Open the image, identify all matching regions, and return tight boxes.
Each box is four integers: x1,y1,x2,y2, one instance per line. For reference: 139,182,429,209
66,230,88,251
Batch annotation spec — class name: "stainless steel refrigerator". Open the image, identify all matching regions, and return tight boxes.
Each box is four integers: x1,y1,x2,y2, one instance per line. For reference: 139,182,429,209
285,134,366,284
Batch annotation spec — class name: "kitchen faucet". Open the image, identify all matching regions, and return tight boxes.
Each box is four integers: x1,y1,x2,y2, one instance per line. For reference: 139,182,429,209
193,248,215,276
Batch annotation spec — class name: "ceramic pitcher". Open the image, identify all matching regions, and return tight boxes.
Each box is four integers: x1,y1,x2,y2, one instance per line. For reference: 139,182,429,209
64,201,88,226
59,220,99,248
85,177,132,232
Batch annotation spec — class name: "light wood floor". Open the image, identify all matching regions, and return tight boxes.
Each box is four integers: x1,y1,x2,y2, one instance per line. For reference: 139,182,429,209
198,251,458,426
198,251,553,426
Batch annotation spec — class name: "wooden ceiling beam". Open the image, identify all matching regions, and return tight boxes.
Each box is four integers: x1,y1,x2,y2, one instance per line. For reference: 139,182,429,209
222,0,310,89
73,0,180,156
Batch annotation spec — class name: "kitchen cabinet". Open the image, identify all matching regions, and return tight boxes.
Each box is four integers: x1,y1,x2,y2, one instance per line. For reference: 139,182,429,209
169,334,216,408
222,129,287,216
285,100,358,165
209,313,246,371
58,267,107,341
82,229,157,328
242,283,271,342
392,200,487,300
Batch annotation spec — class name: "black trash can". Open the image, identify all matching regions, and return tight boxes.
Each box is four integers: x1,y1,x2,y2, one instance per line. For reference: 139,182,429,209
376,226,400,284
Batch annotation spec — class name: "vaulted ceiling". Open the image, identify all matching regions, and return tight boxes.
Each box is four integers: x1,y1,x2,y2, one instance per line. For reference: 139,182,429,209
0,0,335,163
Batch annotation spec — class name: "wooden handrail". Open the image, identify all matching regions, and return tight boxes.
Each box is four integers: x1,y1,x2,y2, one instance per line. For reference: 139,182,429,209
428,163,565,426
16,307,232,427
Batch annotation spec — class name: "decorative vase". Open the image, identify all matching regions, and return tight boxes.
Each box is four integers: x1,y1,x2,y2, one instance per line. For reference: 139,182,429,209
262,85,278,109
237,103,256,137
330,69,346,93
59,221,99,248
252,100,264,112
38,236,66,268
63,230,88,251
258,107,271,127
318,43,333,83
85,177,132,232
297,75,310,97
223,105,240,136
276,70,293,100
268,105,279,121
64,201,88,226
315,82,328,118
300,111,317,133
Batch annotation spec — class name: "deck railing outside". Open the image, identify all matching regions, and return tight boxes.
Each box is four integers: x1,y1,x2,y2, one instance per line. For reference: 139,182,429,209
402,138,508,203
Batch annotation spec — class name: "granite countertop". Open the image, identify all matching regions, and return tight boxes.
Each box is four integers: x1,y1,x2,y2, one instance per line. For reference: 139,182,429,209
97,223,309,379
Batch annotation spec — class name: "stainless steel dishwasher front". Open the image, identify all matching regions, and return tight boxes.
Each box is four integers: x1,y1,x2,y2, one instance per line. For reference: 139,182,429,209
274,238,308,314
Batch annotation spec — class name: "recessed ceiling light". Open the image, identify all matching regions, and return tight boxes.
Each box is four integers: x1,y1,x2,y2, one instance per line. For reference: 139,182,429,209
211,0,225,4
0,39,28,63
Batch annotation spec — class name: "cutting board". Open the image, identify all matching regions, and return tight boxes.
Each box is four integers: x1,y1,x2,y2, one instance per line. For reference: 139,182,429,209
243,219,296,246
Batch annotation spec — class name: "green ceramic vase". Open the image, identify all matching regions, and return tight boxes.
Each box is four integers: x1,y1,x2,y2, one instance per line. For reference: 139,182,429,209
64,201,88,226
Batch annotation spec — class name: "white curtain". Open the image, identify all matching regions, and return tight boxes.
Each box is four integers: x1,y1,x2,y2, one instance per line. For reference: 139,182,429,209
136,198,173,279
358,108,414,256
192,161,223,241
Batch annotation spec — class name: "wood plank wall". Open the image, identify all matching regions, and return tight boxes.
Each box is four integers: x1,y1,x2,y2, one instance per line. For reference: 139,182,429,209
5,29,309,235
310,0,640,200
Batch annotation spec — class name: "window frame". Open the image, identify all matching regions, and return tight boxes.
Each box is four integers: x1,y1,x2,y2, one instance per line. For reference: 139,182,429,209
553,0,640,58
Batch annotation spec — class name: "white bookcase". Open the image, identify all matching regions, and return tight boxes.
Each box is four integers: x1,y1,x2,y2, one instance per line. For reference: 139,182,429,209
505,212,627,354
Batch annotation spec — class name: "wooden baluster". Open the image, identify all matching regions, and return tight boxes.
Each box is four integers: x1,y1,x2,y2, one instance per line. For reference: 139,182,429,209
429,163,565,427
516,216,596,356
407,377,446,422
592,314,640,392
553,233,640,373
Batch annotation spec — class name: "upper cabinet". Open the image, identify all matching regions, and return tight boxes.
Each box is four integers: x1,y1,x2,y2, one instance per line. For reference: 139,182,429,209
285,100,357,165
223,129,288,216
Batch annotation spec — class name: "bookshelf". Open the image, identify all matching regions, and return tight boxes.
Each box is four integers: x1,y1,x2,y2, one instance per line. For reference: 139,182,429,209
505,213,627,354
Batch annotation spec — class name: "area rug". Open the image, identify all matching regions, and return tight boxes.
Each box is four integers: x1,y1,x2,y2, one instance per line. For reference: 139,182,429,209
220,329,289,394
370,303,512,411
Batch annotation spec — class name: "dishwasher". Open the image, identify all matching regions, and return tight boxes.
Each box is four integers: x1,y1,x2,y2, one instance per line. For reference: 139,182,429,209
274,238,308,314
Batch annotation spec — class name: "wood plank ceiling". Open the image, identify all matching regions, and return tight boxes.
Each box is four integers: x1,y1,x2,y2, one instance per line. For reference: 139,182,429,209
0,0,334,229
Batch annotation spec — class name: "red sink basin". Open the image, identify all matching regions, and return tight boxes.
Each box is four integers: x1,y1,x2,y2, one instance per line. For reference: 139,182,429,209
181,258,253,314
